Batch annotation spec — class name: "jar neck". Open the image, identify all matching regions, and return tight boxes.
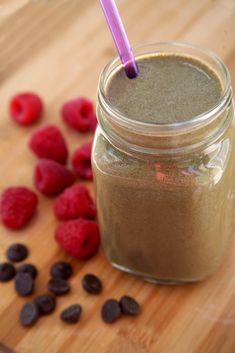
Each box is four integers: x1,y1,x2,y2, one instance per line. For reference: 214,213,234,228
97,42,233,156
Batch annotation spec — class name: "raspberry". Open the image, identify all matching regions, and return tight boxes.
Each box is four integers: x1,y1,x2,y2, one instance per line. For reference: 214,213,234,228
55,219,100,259
9,92,43,126
72,142,93,180
61,97,97,132
0,187,38,230
34,159,75,196
89,114,98,132
29,124,68,164
54,184,96,221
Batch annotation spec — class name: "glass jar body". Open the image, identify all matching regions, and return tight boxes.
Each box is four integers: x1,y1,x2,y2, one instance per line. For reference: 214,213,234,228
92,117,235,283
93,42,235,283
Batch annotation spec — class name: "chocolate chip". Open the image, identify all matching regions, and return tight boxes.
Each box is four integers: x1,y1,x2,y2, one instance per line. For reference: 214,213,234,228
15,273,34,296
7,243,28,262
0,262,16,282
34,294,56,315
82,273,102,295
20,301,39,326
50,261,73,280
60,304,82,324
119,296,140,315
17,263,38,279
101,299,121,324
47,277,70,296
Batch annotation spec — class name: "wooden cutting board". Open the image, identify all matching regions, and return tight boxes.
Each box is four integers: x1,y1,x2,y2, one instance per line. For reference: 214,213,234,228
0,1,235,352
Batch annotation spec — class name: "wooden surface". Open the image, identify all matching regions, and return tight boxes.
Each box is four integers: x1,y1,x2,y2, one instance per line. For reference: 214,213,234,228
0,1,235,352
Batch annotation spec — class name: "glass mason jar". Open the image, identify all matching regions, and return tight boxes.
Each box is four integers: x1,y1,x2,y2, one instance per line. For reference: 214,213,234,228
92,42,235,284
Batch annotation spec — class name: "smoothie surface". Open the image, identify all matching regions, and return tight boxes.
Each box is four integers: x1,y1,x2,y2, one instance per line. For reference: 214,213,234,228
106,54,222,124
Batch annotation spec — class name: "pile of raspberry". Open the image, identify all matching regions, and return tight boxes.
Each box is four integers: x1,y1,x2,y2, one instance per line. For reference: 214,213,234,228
1,93,99,259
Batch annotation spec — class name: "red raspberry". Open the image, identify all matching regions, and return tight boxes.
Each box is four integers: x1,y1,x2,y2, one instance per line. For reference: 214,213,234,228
54,184,96,221
72,142,93,180
9,92,43,126
89,114,98,132
0,187,38,230
29,124,68,164
55,219,100,259
61,97,97,132
34,159,75,196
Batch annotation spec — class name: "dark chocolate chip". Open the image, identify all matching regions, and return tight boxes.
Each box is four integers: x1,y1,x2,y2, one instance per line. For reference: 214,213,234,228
17,263,38,279
60,304,82,324
50,261,73,280
82,273,102,295
20,301,39,326
101,299,121,324
0,262,16,282
7,243,28,262
15,273,34,296
34,294,56,315
47,277,70,296
119,296,140,315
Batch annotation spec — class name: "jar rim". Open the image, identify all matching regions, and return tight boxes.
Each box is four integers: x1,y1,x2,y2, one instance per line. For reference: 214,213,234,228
98,41,231,133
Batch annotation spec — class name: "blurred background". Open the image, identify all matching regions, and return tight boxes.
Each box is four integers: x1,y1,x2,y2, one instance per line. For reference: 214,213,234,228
0,0,234,103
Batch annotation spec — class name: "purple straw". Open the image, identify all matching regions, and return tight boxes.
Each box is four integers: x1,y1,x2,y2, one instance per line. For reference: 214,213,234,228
99,0,139,79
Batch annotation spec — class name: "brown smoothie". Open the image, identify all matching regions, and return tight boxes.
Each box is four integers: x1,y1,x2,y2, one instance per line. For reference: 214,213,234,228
93,54,235,283
106,54,222,123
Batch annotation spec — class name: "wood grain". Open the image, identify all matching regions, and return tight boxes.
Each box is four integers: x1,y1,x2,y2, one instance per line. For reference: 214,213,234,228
0,1,235,352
